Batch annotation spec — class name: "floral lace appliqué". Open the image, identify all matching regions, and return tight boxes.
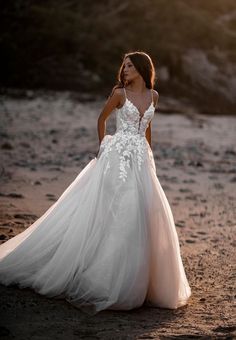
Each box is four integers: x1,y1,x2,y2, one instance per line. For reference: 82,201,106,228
98,98,155,181
101,132,147,182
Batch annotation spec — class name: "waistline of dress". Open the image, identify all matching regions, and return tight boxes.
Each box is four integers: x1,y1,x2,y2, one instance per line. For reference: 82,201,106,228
114,129,146,138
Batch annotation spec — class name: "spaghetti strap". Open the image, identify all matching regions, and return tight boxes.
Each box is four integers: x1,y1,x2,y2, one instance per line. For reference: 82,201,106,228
150,89,154,104
123,87,127,99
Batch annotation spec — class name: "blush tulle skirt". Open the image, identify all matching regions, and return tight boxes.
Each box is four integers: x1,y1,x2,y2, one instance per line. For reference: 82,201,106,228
0,139,191,314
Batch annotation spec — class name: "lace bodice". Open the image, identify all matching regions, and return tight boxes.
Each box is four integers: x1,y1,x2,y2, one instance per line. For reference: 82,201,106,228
116,97,155,136
98,90,156,181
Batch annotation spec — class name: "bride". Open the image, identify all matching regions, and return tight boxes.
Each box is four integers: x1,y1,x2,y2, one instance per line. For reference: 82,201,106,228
0,51,191,314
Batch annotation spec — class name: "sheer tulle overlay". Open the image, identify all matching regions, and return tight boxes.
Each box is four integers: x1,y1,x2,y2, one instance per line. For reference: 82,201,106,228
0,91,191,314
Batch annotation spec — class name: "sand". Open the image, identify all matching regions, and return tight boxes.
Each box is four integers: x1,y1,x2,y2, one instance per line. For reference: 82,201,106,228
0,91,235,339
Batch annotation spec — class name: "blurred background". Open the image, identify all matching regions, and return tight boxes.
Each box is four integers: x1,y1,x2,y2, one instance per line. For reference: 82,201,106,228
0,0,236,114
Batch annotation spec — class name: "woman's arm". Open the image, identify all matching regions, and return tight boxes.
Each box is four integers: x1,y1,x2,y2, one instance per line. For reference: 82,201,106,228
152,89,159,111
145,90,159,149
97,88,122,145
145,123,152,148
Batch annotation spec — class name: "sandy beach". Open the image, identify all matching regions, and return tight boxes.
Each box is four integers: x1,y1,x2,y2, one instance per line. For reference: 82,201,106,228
0,91,235,339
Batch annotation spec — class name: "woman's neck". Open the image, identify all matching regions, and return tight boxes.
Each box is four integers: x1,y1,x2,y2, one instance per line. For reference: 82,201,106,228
126,79,147,93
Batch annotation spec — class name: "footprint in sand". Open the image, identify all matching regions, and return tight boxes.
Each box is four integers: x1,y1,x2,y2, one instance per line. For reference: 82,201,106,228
196,231,207,235
214,183,224,190
0,192,24,198
14,213,38,220
179,188,192,193
46,193,57,201
190,234,198,238
212,325,236,336
186,239,196,243
174,196,182,201
185,195,197,201
183,179,196,184
175,220,185,228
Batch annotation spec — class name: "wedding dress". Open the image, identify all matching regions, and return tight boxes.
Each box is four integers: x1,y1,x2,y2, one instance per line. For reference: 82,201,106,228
0,88,191,314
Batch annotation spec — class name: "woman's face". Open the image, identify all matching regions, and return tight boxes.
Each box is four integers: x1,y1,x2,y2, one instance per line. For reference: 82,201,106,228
123,57,140,83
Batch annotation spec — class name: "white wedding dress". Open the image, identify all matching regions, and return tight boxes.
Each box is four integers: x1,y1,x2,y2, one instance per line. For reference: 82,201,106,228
0,88,191,314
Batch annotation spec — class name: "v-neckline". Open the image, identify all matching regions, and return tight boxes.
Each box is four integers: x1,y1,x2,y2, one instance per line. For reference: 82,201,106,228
126,97,154,120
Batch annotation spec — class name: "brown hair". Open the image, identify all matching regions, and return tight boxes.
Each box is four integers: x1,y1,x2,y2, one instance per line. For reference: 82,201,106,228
116,51,156,90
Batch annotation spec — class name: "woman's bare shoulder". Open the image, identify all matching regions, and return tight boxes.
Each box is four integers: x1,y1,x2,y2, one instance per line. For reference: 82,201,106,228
152,89,159,107
152,89,159,99
110,86,124,98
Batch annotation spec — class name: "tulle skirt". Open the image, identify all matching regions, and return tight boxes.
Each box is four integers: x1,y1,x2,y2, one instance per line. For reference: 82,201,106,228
0,136,191,314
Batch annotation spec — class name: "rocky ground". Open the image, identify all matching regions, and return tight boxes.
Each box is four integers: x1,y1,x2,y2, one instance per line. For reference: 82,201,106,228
0,91,235,339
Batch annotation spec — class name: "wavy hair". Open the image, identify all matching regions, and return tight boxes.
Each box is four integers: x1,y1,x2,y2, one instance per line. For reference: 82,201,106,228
116,51,156,90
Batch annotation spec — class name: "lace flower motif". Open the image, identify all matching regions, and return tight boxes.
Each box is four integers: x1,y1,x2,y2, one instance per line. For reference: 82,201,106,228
99,98,155,181
101,132,147,182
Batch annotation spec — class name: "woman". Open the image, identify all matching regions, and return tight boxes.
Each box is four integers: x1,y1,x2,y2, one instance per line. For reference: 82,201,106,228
0,51,191,314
